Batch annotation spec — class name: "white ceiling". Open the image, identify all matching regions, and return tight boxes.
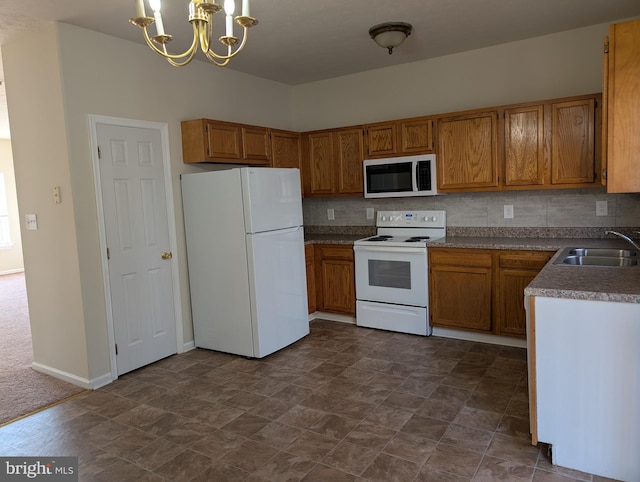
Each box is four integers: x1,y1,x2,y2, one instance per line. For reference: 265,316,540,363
0,0,639,139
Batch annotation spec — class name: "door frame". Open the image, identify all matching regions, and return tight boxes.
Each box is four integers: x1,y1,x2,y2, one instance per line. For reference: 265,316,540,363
88,114,184,382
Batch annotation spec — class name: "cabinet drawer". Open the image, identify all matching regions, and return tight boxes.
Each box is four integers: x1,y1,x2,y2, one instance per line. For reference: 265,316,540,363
498,251,553,270
429,248,492,268
315,245,353,260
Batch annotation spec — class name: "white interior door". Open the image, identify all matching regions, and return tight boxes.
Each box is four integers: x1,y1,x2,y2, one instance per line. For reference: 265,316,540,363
97,122,177,375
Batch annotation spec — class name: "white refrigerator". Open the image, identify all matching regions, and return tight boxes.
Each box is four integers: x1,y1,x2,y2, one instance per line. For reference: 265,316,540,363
181,167,309,358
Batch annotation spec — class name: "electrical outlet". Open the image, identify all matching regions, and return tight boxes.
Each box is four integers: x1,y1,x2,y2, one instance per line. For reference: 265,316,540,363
504,205,514,219
596,200,608,216
327,208,335,221
366,207,374,220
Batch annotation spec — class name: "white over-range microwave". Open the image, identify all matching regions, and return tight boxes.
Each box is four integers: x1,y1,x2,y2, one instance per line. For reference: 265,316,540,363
363,154,438,198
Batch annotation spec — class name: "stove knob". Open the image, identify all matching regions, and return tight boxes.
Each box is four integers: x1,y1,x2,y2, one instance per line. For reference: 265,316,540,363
381,215,387,221
431,216,437,222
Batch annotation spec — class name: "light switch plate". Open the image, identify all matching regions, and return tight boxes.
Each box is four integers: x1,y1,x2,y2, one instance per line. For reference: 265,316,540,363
25,213,38,230
366,207,374,220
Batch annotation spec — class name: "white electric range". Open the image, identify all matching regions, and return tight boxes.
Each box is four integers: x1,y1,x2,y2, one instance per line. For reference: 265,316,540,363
353,210,446,336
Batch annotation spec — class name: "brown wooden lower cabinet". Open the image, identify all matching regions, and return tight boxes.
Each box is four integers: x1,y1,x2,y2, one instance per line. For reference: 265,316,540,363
429,248,494,332
429,247,554,338
313,244,355,316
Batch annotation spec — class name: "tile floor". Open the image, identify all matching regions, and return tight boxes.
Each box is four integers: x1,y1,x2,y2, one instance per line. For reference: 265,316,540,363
0,320,616,481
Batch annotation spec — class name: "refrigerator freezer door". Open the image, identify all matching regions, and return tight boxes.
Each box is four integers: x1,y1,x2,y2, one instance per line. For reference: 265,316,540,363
241,168,303,234
246,225,309,357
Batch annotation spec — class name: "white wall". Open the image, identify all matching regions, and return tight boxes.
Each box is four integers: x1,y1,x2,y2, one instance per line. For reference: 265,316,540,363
0,139,23,273
3,22,294,384
291,22,609,131
3,26,90,380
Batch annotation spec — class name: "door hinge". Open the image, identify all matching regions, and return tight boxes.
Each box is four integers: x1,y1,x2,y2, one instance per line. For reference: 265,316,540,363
115,343,118,355
602,168,607,180
603,41,609,54
97,145,102,159
107,247,110,260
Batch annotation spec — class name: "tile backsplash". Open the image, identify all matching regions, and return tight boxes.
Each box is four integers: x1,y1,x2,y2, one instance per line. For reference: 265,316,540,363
303,188,640,229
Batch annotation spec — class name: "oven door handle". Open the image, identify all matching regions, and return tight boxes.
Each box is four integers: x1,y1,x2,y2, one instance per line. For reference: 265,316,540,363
353,245,426,254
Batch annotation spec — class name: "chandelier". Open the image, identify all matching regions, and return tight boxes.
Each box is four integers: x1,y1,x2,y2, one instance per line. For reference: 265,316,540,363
129,0,258,67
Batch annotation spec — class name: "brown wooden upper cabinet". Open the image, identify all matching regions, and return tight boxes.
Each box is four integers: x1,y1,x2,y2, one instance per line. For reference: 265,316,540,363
302,127,364,197
504,104,545,187
503,94,601,190
603,18,640,193
436,109,500,191
365,117,435,158
270,129,301,170
437,94,601,193
181,119,271,165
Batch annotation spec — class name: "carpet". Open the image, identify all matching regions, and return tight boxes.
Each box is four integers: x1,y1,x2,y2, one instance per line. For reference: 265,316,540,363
0,272,87,426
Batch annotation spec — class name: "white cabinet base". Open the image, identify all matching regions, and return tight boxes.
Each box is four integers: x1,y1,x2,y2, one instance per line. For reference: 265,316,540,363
533,296,640,482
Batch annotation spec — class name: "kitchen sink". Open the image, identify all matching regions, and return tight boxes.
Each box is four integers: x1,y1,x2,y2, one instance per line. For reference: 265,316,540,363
559,255,637,267
553,246,638,267
565,248,636,258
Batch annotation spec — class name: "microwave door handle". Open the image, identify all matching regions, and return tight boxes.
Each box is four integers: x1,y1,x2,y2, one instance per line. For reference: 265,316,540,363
414,161,419,192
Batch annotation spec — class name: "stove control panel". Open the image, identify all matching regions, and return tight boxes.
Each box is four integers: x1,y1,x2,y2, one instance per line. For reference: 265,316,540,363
377,210,446,229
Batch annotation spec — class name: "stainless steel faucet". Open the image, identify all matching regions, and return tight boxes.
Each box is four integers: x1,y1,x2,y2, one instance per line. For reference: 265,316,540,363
605,230,640,250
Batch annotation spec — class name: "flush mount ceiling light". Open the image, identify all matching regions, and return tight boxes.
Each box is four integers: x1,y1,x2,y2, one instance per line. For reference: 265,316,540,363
369,22,413,54
129,0,258,67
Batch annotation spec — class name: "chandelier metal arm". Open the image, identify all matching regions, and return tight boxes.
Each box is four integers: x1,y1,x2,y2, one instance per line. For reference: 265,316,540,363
139,21,199,65
204,25,249,61
130,1,258,68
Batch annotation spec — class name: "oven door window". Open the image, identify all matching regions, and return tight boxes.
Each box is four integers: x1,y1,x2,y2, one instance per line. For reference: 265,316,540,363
368,259,411,289
354,247,427,307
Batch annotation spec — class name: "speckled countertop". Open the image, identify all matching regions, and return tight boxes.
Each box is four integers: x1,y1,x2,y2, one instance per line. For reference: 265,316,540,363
440,237,640,303
304,227,640,304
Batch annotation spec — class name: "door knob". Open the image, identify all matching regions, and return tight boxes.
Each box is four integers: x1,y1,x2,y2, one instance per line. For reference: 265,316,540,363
161,252,173,260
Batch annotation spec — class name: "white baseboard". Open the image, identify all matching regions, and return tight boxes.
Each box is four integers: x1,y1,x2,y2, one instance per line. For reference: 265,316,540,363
0,268,25,276
432,327,527,348
183,340,196,352
309,312,356,324
90,373,114,389
31,362,113,390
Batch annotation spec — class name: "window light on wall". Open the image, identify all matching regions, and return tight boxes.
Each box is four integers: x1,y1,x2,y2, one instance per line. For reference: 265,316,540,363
0,173,12,248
